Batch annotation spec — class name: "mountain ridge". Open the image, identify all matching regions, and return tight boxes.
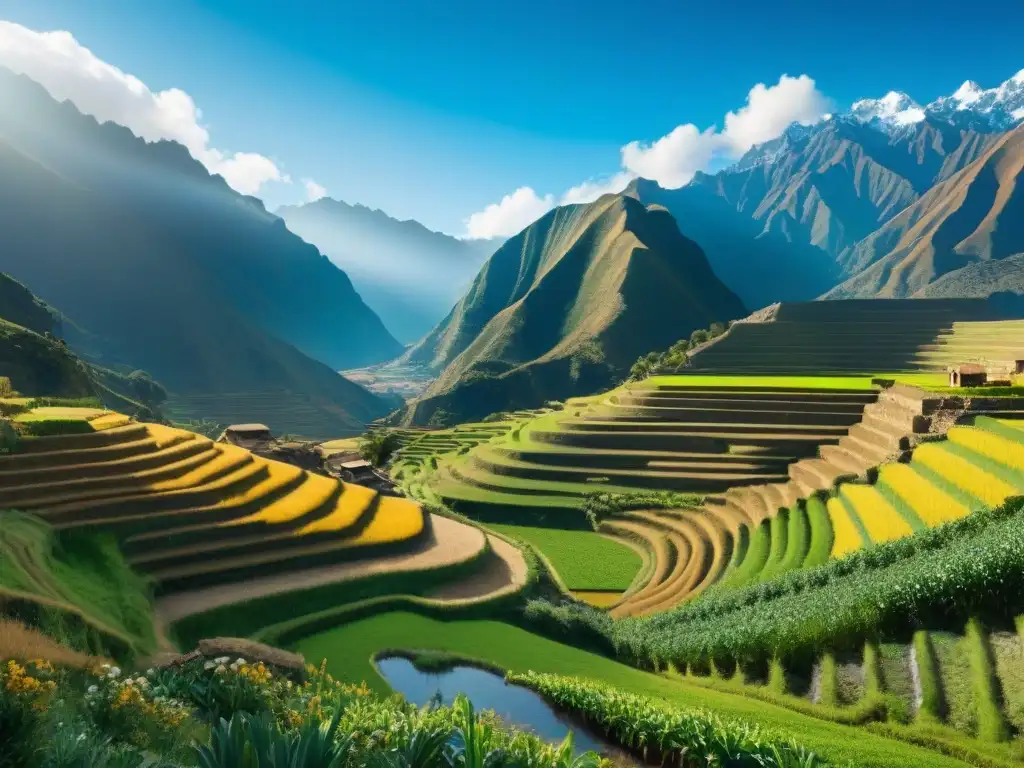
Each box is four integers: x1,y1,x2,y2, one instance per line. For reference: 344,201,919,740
396,194,746,425
0,67,395,435
825,122,1024,299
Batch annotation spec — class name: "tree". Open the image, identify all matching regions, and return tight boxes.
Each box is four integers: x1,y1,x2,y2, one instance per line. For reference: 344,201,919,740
358,429,401,467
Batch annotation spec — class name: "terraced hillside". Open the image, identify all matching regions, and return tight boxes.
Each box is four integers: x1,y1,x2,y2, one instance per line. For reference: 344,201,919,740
689,299,1024,374
691,415,1024,602
410,378,880,518
0,413,433,598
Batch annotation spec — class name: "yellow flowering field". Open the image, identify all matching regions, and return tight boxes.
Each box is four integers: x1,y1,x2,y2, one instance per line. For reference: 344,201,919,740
912,443,1018,507
826,497,863,557
948,427,1024,472
226,469,332,525
878,463,970,526
839,485,912,544
298,481,376,534
342,496,425,545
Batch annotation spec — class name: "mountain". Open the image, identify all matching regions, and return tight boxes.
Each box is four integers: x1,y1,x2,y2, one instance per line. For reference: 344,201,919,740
0,68,394,436
623,177,838,311
690,116,1001,272
396,194,746,425
277,198,495,343
825,123,1024,299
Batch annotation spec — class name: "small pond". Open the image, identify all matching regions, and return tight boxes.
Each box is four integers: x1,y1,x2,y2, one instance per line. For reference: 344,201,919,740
376,657,610,756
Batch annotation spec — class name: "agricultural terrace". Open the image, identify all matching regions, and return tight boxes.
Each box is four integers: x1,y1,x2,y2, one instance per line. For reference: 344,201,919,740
393,374,884,609
687,299,1024,375
0,415,486,654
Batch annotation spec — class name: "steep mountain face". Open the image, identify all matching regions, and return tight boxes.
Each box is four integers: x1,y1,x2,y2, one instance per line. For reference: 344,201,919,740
825,123,1024,299
0,69,393,435
690,117,1001,268
397,195,746,425
0,68,401,370
623,178,838,312
0,272,60,336
0,273,94,398
277,198,494,343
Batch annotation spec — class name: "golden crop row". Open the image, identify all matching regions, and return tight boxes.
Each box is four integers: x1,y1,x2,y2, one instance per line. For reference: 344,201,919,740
826,497,862,558
877,463,970,527
343,496,425,544
948,427,1024,472
912,443,1018,507
299,482,377,534
839,485,912,544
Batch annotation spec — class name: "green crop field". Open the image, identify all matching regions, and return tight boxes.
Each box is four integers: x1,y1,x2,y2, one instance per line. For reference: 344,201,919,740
296,612,975,768
647,374,880,389
486,523,642,590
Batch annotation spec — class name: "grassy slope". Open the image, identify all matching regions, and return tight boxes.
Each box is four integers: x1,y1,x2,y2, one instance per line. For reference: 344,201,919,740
486,524,641,590
0,511,155,653
297,613,971,768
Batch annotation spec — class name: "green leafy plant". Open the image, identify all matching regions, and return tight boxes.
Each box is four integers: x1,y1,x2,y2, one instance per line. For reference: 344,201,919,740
509,671,825,767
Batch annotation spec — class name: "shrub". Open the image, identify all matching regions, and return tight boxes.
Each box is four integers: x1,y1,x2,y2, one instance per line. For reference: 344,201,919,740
582,490,703,528
0,418,20,454
521,599,616,657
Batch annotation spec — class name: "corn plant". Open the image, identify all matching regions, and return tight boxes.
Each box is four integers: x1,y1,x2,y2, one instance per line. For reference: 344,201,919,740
509,671,823,766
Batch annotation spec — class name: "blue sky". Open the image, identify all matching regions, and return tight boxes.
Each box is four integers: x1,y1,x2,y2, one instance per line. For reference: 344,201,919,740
2,0,1023,235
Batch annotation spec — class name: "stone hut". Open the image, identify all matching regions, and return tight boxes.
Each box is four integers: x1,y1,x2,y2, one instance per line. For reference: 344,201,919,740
217,423,274,450
948,364,988,388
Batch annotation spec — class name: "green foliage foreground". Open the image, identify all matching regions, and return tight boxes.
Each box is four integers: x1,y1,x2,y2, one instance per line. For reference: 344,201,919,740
0,653,828,767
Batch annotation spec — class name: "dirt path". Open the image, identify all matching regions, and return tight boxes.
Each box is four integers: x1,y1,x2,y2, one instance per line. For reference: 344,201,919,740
155,514,487,625
427,534,528,602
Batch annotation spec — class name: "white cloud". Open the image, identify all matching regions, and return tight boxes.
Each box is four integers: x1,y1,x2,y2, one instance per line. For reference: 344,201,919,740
463,187,555,239
622,124,720,189
0,21,287,195
465,73,831,232
622,74,830,188
303,178,328,202
720,74,831,153
560,171,634,205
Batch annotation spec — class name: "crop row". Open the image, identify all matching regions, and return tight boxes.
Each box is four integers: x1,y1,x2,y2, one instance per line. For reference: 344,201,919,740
507,671,827,767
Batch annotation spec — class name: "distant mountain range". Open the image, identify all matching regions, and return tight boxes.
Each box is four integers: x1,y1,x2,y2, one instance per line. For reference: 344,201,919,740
277,198,497,343
0,68,396,435
395,194,746,425
826,123,1024,298
640,68,1024,304
850,70,1024,132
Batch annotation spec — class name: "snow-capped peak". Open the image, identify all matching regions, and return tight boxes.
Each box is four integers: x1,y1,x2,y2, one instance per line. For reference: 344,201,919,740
925,69,1024,129
951,80,983,105
849,91,926,126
